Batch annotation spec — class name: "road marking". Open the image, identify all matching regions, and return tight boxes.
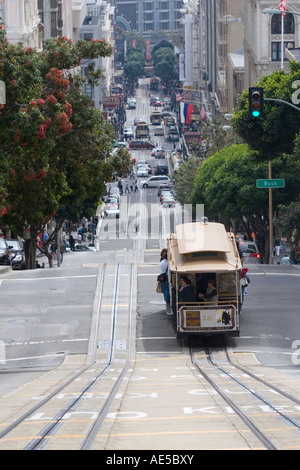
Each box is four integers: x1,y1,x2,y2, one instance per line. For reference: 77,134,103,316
1,274,97,282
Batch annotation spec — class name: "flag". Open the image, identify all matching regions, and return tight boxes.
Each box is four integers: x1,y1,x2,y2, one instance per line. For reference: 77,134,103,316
279,0,287,16
180,102,193,124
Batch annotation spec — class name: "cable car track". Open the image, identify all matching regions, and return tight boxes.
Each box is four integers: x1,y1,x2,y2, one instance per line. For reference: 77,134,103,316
190,337,300,450
0,263,135,450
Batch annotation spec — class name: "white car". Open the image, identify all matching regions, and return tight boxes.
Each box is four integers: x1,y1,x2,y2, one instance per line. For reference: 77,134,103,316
161,197,175,208
103,204,120,218
124,127,134,139
136,165,149,177
154,126,164,136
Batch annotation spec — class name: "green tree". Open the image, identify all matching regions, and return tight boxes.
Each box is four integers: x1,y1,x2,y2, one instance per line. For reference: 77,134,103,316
231,63,300,161
153,47,175,85
173,156,202,205
0,31,131,268
192,144,300,263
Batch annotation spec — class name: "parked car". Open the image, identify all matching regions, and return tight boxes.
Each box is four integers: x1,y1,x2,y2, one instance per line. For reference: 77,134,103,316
136,165,149,177
140,175,171,188
154,164,168,175
108,188,120,203
74,244,96,251
6,239,26,270
106,196,119,208
129,140,155,150
154,126,164,136
0,238,11,266
124,127,134,139
112,141,128,149
238,240,260,264
103,203,120,218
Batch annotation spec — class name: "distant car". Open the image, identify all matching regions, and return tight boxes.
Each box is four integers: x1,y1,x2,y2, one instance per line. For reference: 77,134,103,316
166,118,176,127
137,165,149,177
168,133,179,142
154,126,164,136
128,99,136,110
154,164,168,175
152,147,166,159
113,141,128,149
6,239,26,270
154,100,162,107
160,190,173,202
163,103,172,111
161,111,172,118
157,183,173,196
106,197,119,208
238,241,260,264
140,175,171,188
0,238,11,266
161,196,175,208
137,161,151,174
108,188,120,203
124,127,134,139
134,117,143,125
74,244,96,251
150,96,159,106
129,140,155,150
103,204,120,218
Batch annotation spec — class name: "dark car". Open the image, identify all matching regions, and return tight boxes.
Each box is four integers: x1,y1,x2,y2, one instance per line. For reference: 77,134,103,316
0,238,11,266
6,239,26,270
129,140,155,150
157,183,174,196
154,164,169,175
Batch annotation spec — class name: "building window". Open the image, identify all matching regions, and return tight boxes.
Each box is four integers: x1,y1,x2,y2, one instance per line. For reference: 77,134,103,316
271,41,294,61
83,32,94,41
271,13,294,34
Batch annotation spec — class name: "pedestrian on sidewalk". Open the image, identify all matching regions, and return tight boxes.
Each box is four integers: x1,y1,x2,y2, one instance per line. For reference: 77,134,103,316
274,238,280,257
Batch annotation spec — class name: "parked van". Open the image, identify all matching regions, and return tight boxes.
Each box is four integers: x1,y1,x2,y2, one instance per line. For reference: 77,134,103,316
140,175,171,188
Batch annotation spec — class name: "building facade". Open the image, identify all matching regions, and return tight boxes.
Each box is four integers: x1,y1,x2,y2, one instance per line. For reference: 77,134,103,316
113,0,184,42
38,0,87,43
0,0,41,48
81,0,115,108
243,0,300,89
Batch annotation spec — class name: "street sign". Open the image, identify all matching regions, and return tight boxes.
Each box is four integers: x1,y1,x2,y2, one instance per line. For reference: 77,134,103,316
256,179,285,188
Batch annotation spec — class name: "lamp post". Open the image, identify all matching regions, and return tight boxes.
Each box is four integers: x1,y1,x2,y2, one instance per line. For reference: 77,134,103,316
263,8,300,70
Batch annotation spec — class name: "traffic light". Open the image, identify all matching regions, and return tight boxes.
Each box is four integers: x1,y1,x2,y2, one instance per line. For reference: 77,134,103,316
249,87,264,118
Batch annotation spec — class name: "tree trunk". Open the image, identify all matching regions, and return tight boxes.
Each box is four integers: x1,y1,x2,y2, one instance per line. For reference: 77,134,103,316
24,234,37,269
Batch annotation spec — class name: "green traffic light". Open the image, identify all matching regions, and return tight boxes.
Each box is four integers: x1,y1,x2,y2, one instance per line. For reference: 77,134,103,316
252,110,260,117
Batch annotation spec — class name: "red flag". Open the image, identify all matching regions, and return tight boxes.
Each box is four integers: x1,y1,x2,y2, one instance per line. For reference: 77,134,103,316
279,0,287,16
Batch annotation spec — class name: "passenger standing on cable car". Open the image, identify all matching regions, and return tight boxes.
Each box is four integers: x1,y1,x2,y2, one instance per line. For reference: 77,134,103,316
160,249,171,312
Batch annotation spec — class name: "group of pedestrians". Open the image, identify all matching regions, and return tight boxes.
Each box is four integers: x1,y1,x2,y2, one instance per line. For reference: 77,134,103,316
123,180,139,194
